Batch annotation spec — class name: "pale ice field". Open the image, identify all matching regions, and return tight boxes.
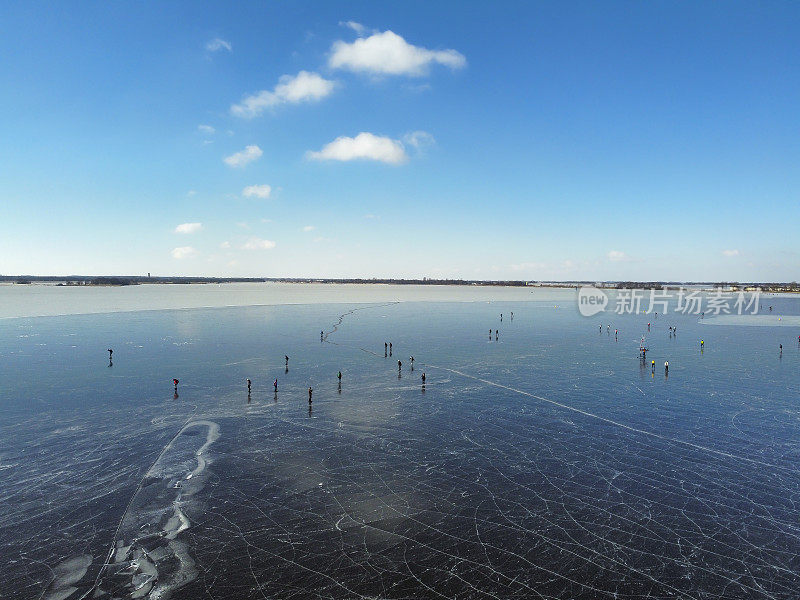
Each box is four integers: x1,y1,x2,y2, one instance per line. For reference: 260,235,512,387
1,287,799,599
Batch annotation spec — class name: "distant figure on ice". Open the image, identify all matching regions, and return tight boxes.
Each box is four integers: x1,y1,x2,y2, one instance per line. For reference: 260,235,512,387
285,355,289,365
398,360,402,370
320,330,324,340
273,378,278,392
664,361,669,374
308,387,312,403
510,312,514,320
389,342,392,355
247,378,251,393
495,329,498,340
421,373,426,383
337,370,342,381
108,348,113,359
500,313,503,321
173,378,179,395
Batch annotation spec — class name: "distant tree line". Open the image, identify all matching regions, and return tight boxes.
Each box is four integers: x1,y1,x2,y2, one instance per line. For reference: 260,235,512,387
0,275,798,291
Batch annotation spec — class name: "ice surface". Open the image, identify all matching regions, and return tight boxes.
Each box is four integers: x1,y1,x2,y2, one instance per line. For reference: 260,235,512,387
1,295,799,599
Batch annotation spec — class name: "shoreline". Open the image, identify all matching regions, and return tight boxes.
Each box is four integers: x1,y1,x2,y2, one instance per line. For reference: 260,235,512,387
2,277,799,294
1,282,798,321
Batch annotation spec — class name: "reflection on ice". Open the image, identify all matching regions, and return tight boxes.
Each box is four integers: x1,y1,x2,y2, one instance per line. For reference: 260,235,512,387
703,314,800,326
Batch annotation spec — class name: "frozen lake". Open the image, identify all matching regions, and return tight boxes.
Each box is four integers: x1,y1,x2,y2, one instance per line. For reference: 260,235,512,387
1,285,799,599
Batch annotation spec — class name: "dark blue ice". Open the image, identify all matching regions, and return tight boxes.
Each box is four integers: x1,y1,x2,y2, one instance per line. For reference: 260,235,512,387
1,298,799,599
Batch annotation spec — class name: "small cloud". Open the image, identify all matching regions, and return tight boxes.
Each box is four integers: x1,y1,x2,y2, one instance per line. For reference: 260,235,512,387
174,222,203,234
339,20,367,35
242,184,272,199
303,225,316,232
260,218,272,224
406,83,432,93
607,250,631,262
220,241,231,249
206,38,232,53
202,140,213,146
510,262,547,271
364,214,380,219
197,124,215,135
236,222,250,229
306,132,407,164
722,249,740,257
242,237,276,250
171,246,198,259
223,145,262,168
403,130,435,150
231,71,336,118
328,30,466,76
187,190,197,197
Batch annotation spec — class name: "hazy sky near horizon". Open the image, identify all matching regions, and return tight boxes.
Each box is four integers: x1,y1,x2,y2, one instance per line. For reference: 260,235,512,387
1,1,799,280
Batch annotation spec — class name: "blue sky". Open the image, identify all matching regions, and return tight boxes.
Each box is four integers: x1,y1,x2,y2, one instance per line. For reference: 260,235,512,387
1,1,798,280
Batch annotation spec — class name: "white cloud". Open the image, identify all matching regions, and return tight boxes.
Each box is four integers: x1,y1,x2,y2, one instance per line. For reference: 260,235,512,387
510,262,548,271
303,225,315,232
364,214,380,219
339,21,367,35
306,132,407,164
206,38,232,52
242,237,276,250
260,218,272,224
197,124,215,135
223,145,263,168
242,184,272,199
722,249,740,257
403,130,435,148
220,241,231,249
607,250,632,262
187,190,197,197
328,30,466,76
231,71,336,118
171,246,198,259
174,222,203,234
